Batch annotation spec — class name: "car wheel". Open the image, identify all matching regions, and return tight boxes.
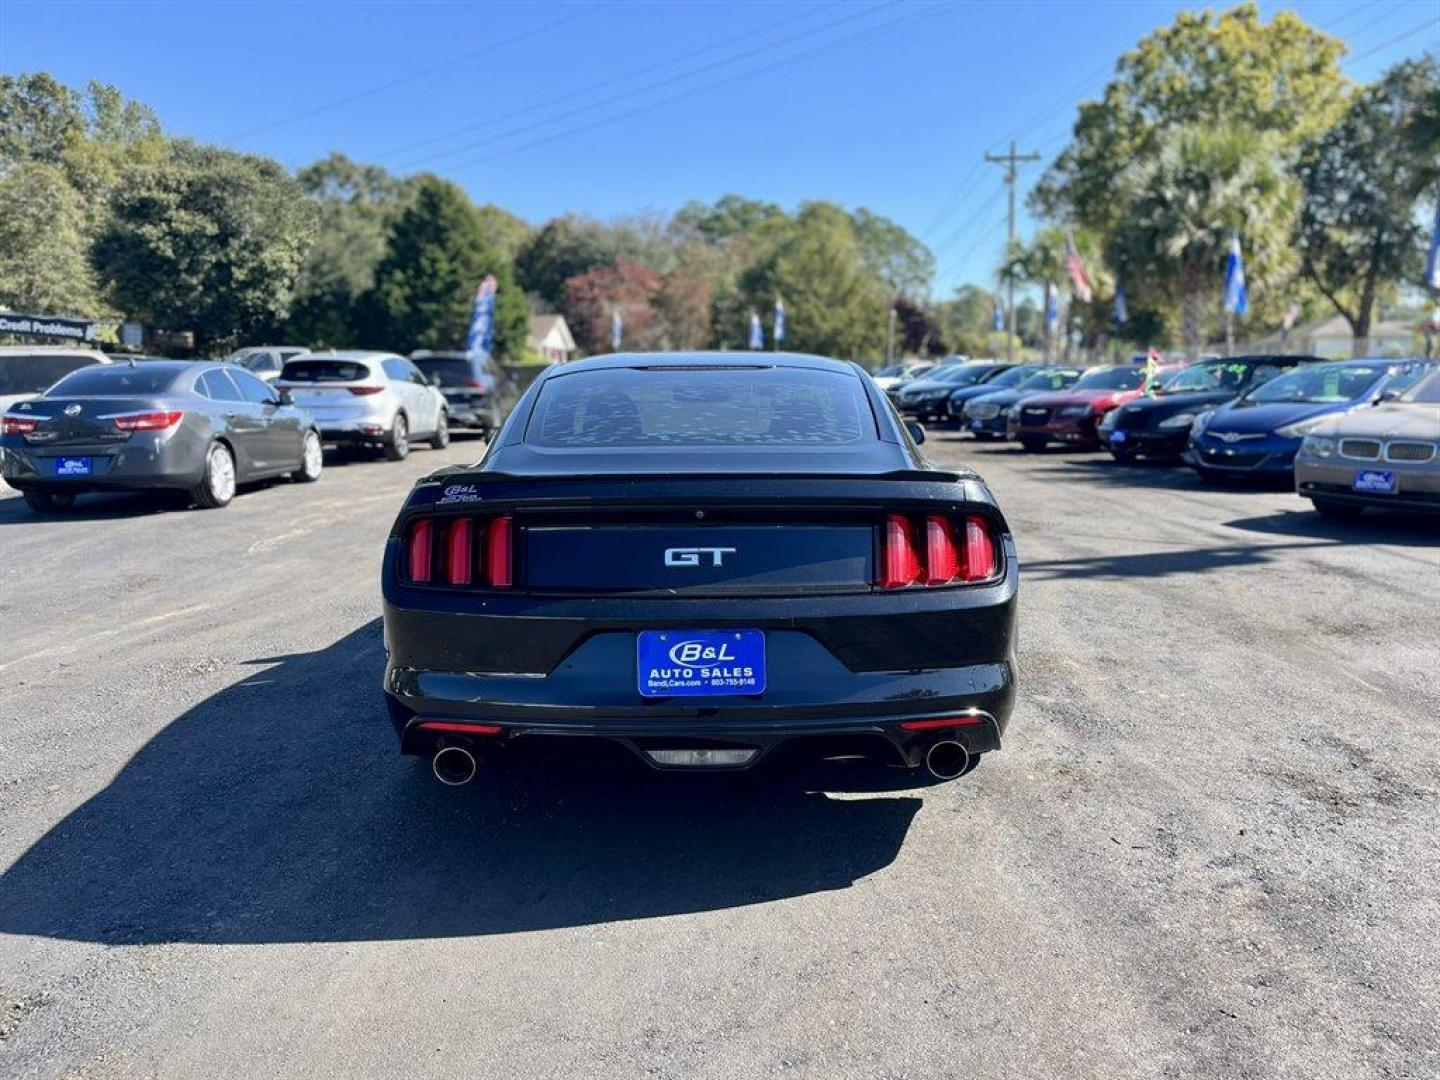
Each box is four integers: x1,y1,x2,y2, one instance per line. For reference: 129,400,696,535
384,413,410,461
429,410,450,450
1018,437,1047,452
22,490,75,513
191,441,236,509
294,429,324,483
1312,497,1365,521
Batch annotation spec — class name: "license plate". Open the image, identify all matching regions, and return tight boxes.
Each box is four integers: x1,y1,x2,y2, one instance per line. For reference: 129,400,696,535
637,630,765,698
1353,469,1396,494
1110,430,1127,443
54,457,91,476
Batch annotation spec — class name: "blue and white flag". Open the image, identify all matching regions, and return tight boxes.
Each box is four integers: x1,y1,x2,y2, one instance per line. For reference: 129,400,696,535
1045,282,1059,333
611,307,623,351
1424,200,1440,291
1113,282,1129,325
993,299,1004,332
464,275,498,354
748,312,764,350
1223,233,1248,315
774,298,786,345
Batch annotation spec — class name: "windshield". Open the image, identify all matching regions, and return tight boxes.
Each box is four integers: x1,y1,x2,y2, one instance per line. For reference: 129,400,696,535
1244,363,1389,404
280,359,372,383
528,367,874,447
931,364,995,386
0,353,102,396
1016,369,1080,392
981,366,1034,389
1073,366,1144,391
874,364,905,378
47,365,179,396
241,353,280,373
1400,369,1440,404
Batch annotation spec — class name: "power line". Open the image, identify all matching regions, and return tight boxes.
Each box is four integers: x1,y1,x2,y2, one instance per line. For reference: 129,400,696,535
425,2,950,177
388,1,891,172
1343,16,1438,66
223,3,611,143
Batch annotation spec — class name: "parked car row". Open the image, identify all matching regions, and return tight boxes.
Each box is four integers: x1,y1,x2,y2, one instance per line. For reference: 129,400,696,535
886,352,1439,520
0,344,519,514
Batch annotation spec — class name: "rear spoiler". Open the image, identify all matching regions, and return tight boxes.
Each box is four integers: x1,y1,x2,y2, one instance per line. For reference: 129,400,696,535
417,465,972,486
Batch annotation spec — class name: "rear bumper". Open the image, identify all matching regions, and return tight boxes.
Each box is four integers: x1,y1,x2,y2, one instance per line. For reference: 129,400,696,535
0,437,205,491
442,398,500,429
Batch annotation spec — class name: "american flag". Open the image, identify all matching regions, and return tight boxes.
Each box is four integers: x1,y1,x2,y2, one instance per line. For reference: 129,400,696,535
1065,232,1093,303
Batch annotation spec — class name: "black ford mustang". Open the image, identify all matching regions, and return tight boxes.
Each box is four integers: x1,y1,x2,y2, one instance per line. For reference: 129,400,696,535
381,353,1018,786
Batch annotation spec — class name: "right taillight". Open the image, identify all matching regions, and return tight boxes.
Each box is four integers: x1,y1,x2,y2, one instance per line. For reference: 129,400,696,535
880,513,997,588
404,514,511,588
348,385,386,396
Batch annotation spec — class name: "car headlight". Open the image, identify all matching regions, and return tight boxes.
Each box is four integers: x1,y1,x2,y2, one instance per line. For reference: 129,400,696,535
1059,405,1090,418
1190,410,1214,437
1300,435,1335,458
1276,419,1322,438
1158,412,1196,430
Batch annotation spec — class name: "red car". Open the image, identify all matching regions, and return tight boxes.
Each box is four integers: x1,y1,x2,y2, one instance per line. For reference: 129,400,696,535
1008,365,1148,451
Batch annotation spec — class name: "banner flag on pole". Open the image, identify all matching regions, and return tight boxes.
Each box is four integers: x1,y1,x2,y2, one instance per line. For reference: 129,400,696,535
993,299,1004,332
1045,282,1059,333
464,275,498,354
1064,231,1093,302
1223,233,1249,315
1113,282,1129,326
611,307,623,351
1425,199,1440,290
774,298,786,345
748,312,763,350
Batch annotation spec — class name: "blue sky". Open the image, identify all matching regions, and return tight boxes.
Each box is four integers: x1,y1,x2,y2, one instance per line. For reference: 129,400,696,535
2,0,1436,298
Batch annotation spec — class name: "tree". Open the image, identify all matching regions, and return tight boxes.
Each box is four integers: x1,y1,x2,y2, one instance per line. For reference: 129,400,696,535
0,162,103,315
94,141,316,350
287,153,417,345
1296,57,1440,350
365,175,527,358
1034,3,1347,236
0,73,80,168
1108,125,1296,355
851,208,936,298
935,285,998,356
474,203,532,263
514,214,614,307
740,202,889,359
673,194,786,243
562,260,664,354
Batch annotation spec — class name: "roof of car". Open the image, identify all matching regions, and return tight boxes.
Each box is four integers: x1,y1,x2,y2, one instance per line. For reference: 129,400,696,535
549,351,858,376
285,350,396,362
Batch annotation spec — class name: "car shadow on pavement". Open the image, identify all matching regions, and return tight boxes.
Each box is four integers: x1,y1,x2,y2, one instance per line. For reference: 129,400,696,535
1224,508,1440,546
0,621,922,945
0,490,180,524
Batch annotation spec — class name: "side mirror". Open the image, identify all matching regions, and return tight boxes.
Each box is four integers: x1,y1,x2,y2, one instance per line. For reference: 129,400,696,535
1373,388,1400,405
905,420,926,445
275,389,294,406
429,373,442,386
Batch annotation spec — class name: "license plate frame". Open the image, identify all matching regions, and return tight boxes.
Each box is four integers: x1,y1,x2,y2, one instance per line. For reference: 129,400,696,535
637,630,765,698
1352,469,1396,494
54,457,92,477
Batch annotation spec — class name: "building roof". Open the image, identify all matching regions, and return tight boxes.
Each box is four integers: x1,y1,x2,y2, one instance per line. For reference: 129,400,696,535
527,314,576,352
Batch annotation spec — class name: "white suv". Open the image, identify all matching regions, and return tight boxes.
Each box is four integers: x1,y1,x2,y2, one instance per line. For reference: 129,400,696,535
274,351,449,460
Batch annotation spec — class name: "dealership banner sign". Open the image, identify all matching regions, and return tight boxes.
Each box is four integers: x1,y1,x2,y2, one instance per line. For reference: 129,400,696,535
0,313,108,341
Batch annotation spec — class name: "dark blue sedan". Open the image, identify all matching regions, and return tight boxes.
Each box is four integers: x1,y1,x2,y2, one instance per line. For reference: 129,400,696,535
1187,359,1432,482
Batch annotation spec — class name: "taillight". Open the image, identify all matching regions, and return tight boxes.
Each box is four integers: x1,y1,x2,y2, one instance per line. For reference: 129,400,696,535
348,385,385,396
461,378,488,393
2,415,39,435
404,514,512,588
486,516,513,588
110,410,184,432
881,513,997,587
881,514,920,588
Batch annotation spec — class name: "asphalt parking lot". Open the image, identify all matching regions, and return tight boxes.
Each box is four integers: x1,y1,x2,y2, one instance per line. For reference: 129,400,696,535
1,434,1437,1079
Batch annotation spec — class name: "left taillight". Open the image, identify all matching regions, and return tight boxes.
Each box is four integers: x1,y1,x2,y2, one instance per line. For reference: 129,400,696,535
879,512,998,588
2,415,39,435
110,411,184,432
404,514,512,588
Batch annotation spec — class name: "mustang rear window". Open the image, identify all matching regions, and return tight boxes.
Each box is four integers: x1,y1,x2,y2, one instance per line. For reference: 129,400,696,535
280,360,371,383
528,368,874,447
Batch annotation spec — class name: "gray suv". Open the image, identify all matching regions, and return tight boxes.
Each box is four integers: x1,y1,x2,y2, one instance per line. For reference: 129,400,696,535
276,351,449,460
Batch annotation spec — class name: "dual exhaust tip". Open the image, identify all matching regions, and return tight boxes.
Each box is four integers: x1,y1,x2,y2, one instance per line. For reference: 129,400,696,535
432,738,970,785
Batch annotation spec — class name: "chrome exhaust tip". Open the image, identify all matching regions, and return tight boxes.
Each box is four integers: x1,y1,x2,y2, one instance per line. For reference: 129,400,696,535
924,739,970,781
432,745,478,786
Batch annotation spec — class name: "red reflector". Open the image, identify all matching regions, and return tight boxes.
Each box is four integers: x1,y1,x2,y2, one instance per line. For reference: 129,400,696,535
962,516,997,581
486,515,513,588
111,410,184,432
3,415,39,435
416,721,503,736
407,519,433,582
924,515,959,585
900,715,987,731
446,518,472,584
348,385,385,396
880,514,920,588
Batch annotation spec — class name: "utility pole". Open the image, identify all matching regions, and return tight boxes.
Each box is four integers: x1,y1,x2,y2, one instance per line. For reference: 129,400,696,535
985,140,1041,361
885,306,896,366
